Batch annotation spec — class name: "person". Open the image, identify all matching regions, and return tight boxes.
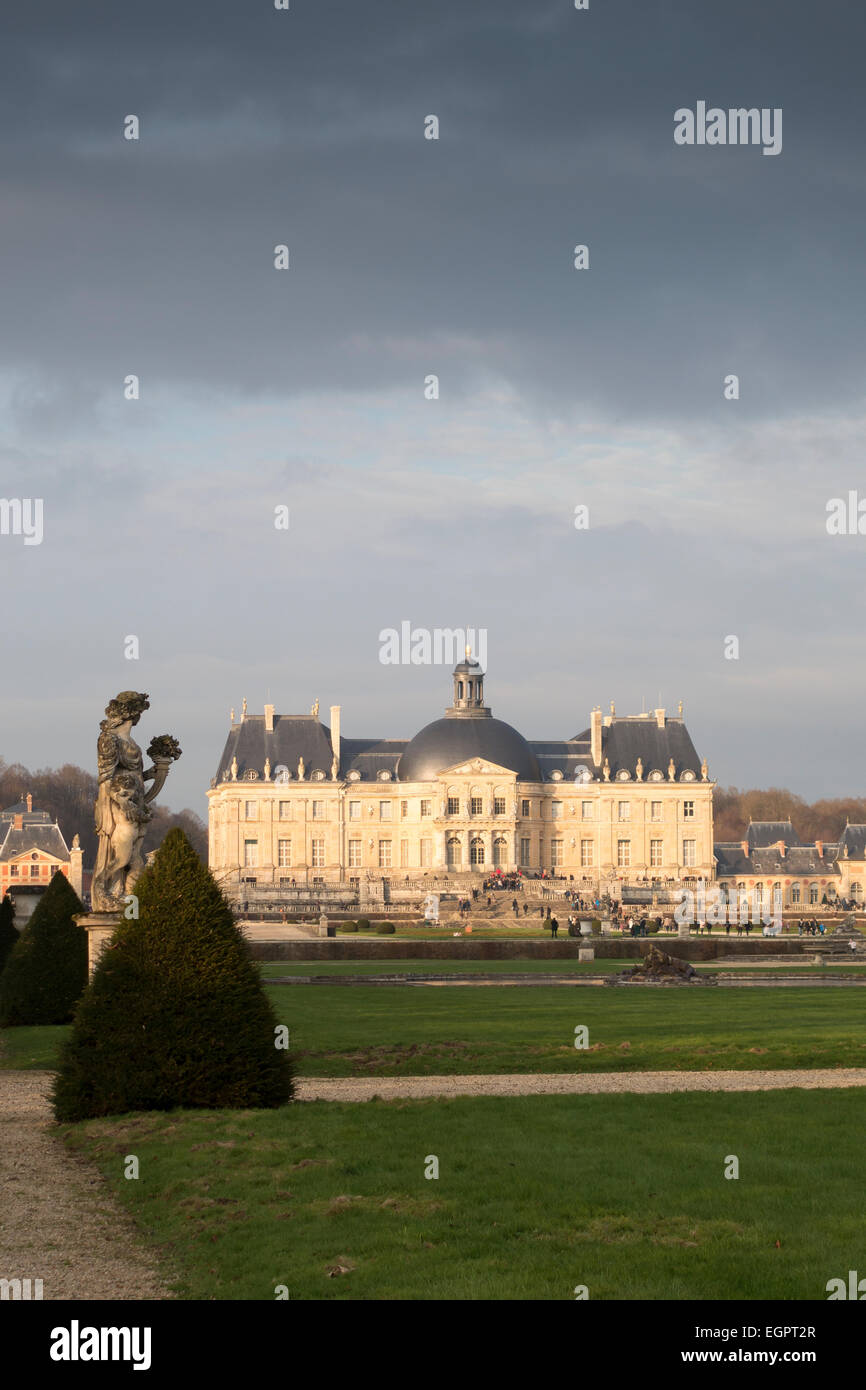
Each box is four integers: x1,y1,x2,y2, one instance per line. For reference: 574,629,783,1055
725,919,731,935
523,902,528,915
849,939,857,953
487,895,492,909
512,899,519,918
551,916,559,938
539,905,545,919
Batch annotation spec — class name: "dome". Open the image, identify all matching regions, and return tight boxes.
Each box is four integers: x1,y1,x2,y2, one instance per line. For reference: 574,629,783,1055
397,716,541,782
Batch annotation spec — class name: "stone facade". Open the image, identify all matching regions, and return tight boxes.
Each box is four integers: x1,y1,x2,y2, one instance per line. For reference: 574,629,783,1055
715,820,866,910
207,659,715,893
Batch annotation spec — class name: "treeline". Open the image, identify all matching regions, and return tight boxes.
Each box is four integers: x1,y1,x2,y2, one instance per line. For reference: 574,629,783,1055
713,787,866,844
0,759,207,866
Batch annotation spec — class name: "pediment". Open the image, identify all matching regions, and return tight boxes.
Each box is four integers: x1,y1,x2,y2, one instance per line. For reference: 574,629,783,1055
437,758,516,778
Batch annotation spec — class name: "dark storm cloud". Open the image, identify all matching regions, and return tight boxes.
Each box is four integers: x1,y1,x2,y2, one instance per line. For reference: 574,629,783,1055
2,0,865,418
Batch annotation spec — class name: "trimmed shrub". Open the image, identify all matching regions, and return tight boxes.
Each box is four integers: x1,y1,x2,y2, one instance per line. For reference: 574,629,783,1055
377,923,396,935
591,918,601,931
0,893,17,975
355,917,371,931
340,921,358,933
0,874,86,1026
51,830,293,1122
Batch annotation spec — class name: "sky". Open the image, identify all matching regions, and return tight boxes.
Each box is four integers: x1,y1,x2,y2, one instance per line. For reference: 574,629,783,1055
2,0,865,814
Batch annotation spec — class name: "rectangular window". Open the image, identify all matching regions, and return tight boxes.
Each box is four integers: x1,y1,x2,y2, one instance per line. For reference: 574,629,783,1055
349,801,361,821
550,839,563,867
420,838,432,867
651,801,662,822
378,840,392,868
683,839,696,867
580,840,594,867
312,800,326,820
470,797,483,816
278,839,292,868
245,800,257,820
420,799,431,818
494,796,506,816
617,840,631,869
279,801,291,820
581,801,593,820
551,801,563,820
618,801,630,821
683,800,695,819
310,838,325,868
9,865,17,877
519,837,531,866
400,800,409,819
447,797,460,815
400,840,409,868
348,839,362,868
650,839,663,867
243,840,258,868
379,801,392,820
521,799,530,817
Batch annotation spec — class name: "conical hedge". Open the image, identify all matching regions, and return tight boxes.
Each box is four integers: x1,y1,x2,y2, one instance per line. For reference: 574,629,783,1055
0,893,19,975
52,829,294,1122
0,874,86,1026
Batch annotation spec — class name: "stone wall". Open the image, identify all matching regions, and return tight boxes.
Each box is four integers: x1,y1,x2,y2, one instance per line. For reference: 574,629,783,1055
249,937,815,963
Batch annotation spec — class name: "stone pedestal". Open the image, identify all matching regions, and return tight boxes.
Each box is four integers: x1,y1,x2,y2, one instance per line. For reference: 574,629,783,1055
318,913,329,938
578,947,595,962
677,922,691,938
75,912,122,978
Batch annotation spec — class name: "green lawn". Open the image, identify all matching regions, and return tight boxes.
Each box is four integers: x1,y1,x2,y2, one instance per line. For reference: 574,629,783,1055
266,984,866,1075
5,984,866,1075
61,1088,866,1300
0,1024,72,1071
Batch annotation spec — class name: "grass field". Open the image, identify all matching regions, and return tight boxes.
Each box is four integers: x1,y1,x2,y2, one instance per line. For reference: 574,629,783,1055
4,984,866,1075
61,1087,866,1300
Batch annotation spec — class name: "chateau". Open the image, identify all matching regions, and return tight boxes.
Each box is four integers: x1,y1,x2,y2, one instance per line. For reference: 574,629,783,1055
0,794,84,923
207,655,715,892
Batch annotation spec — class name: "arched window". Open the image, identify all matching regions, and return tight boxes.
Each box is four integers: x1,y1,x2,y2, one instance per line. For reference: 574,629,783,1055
809,884,819,905
470,836,485,866
446,837,462,869
754,882,764,905
493,836,508,867
791,883,801,904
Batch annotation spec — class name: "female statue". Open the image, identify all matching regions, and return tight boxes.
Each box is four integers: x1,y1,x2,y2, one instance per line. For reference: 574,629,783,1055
91,691,181,912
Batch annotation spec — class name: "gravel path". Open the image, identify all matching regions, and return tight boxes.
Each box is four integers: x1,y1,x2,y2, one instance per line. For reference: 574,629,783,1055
296,1068,866,1101
0,1073,170,1301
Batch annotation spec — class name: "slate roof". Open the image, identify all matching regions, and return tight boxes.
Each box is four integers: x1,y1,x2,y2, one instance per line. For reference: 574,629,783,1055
562,716,704,781
0,802,53,824
0,823,70,863
838,824,866,858
213,708,707,785
747,821,802,849
714,842,838,877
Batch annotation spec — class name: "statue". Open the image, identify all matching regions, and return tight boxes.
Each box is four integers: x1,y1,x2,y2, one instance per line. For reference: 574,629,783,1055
242,697,247,717
72,833,80,848
264,757,271,781
297,757,305,780
230,706,235,723
701,758,708,781
668,758,676,780
331,755,338,781
231,756,238,781
311,699,319,718
602,758,611,782
91,691,181,912
635,757,643,781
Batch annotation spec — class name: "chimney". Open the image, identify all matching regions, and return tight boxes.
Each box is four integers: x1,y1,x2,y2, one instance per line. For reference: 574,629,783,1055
741,840,749,858
264,704,275,733
330,705,341,765
655,708,665,729
26,792,32,813
590,707,602,767
777,839,786,858
14,814,23,830
815,839,823,858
